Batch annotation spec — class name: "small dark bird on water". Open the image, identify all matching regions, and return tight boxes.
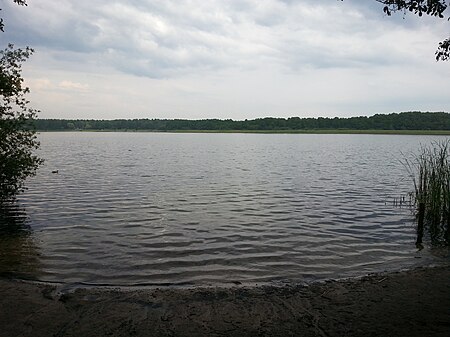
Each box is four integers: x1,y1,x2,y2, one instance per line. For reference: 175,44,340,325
52,170,59,174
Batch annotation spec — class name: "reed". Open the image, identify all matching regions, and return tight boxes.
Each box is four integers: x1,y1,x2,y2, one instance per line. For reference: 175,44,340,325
404,140,450,246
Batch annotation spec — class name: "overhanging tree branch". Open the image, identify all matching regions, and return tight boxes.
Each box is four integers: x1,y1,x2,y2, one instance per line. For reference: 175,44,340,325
436,36,450,60
0,0,27,32
376,0,447,17
377,0,449,61
340,0,450,61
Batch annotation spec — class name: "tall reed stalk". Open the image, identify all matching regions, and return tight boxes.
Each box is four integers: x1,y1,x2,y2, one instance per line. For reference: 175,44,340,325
404,140,450,246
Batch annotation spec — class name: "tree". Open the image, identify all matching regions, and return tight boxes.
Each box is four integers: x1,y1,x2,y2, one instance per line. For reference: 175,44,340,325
1,1,42,203
341,0,450,61
378,0,449,61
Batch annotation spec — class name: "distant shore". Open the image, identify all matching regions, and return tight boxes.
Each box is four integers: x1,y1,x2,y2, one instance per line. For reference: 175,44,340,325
36,129,450,135
1,265,449,337
33,112,450,134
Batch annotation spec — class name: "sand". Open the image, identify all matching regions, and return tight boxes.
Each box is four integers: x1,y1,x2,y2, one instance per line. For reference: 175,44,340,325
0,265,449,337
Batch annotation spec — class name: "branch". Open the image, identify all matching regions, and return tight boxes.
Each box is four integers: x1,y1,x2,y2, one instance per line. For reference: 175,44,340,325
376,0,448,17
0,0,28,32
436,37,450,61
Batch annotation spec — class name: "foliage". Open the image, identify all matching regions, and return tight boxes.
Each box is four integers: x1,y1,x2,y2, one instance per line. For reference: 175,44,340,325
378,0,448,17
379,0,450,61
34,111,450,132
1,1,42,203
341,1,450,61
404,140,450,245
436,37,450,61
0,0,27,33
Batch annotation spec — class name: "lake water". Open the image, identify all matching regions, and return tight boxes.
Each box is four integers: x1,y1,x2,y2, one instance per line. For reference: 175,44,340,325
1,132,449,287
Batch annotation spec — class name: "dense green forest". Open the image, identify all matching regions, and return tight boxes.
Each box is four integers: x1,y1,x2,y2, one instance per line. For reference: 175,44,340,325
34,111,450,132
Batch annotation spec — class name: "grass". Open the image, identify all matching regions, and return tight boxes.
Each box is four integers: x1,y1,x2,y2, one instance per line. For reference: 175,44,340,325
404,140,450,246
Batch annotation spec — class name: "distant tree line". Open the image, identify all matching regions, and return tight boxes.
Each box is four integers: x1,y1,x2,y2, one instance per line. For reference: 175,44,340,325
34,111,450,132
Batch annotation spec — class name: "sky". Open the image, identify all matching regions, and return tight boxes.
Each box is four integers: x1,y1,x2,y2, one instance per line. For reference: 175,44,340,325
1,0,449,120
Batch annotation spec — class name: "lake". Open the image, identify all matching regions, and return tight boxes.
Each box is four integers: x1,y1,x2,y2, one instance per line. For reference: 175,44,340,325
1,132,449,287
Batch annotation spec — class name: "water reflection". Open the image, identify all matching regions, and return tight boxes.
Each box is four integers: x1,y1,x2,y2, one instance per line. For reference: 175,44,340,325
15,133,448,286
0,203,41,279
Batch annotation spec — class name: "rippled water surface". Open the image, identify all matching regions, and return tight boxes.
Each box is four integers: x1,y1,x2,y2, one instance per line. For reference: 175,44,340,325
1,132,448,286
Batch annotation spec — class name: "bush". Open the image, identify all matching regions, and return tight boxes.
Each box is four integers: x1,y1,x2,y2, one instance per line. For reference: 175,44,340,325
0,44,42,203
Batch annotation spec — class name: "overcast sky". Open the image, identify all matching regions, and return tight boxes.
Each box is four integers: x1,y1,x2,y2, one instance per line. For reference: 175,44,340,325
1,0,449,120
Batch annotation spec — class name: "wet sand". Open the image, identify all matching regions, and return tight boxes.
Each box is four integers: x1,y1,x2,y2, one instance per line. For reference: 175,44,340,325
0,266,449,337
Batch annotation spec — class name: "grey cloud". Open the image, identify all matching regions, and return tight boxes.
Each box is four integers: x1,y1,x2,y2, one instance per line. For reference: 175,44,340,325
1,0,446,79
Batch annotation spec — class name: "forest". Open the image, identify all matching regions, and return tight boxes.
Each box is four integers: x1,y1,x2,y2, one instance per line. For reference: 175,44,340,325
34,111,450,132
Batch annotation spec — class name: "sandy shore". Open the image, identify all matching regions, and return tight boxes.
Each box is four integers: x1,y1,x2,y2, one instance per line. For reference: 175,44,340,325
0,266,449,337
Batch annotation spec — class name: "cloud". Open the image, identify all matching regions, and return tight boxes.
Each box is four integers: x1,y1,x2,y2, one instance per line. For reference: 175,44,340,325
2,0,449,119
59,80,89,91
5,0,442,77
25,78,54,91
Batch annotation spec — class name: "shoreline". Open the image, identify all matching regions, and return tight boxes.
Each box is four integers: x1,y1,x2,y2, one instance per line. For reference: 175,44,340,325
1,265,449,336
35,129,450,135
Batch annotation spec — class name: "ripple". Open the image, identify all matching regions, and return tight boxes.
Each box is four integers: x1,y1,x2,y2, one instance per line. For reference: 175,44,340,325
5,132,448,286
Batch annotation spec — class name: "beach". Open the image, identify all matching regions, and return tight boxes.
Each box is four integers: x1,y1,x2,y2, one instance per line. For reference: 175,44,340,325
0,265,449,337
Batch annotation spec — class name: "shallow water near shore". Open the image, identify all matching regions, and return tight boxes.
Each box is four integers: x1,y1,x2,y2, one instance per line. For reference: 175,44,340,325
1,132,449,287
